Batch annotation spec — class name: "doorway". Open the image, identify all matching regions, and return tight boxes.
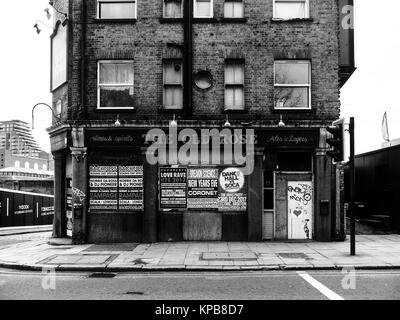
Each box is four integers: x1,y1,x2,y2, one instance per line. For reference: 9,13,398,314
275,172,313,240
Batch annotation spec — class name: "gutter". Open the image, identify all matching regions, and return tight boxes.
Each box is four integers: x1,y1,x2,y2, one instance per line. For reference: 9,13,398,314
183,0,193,118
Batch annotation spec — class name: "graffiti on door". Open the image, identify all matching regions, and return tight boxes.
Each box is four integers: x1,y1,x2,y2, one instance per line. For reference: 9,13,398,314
287,181,313,239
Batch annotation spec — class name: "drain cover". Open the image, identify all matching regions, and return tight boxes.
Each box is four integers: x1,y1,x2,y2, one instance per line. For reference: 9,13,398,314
126,291,145,295
88,272,116,278
278,253,308,259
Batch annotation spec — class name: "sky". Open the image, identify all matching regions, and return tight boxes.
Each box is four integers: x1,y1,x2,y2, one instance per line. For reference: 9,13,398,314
0,0,399,156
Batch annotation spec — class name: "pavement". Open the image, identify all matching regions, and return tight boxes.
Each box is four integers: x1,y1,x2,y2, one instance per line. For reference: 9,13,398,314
0,225,52,236
1,233,400,272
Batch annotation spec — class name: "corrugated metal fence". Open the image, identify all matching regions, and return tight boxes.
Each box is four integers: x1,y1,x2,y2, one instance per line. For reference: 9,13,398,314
0,188,54,227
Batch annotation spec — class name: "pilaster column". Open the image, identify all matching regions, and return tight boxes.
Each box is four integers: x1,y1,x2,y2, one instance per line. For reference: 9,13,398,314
247,148,264,241
70,147,88,244
141,147,158,243
52,151,66,238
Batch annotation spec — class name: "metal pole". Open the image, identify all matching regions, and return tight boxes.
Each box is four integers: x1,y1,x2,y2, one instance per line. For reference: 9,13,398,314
349,117,356,255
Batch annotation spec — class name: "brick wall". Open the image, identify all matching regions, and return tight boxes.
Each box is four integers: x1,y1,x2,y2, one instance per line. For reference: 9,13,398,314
55,0,341,123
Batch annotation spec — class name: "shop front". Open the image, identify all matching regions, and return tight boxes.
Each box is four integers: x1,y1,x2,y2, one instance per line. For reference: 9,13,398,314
50,125,337,244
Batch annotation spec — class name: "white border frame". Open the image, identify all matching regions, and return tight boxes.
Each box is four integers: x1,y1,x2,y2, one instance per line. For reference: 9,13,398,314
194,0,214,18
97,0,137,19
97,60,135,110
274,60,312,110
273,0,310,20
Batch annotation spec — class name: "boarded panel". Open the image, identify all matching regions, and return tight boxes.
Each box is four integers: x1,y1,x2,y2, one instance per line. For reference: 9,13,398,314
183,211,222,241
87,212,143,243
158,212,183,242
222,213,247,241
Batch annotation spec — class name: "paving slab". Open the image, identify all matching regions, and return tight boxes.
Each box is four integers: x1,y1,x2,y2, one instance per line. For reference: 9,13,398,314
2,234,400,272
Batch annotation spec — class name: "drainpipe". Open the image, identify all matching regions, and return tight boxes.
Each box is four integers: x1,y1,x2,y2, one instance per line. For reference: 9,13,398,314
183,0,193,118
79,0,87,119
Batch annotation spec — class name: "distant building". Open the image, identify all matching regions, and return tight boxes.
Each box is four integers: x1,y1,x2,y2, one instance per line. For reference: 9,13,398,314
0,120,54,194
0,149,53,171
0,120,42,157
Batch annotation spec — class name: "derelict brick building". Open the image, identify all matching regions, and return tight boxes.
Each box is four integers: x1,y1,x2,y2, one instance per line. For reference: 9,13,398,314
48,0,355,243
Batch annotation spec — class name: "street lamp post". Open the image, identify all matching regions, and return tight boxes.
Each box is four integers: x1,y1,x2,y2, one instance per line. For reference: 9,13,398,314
31,102,62,130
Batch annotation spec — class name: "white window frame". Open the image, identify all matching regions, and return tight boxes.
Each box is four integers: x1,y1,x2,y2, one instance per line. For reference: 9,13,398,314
97,0,137,19
163,60,183,110
97,60,135,110
194,0,214,18
163,0,183,18
224,60,245,111
274,60,311,110
273,0,310,20
224,0,244,19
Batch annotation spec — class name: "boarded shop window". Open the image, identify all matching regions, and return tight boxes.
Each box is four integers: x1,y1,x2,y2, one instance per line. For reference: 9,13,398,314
274,60,311,109
224,0,244,18
225,60,245,110
164,0,183,18
194,0,213,18
159,166,247,212
163,60,183,109
273,0,310,20
89,165,144,211
98,61,134,109
97,0,137,19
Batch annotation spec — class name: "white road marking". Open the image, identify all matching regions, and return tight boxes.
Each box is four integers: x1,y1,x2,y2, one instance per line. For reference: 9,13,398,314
297,271,344,300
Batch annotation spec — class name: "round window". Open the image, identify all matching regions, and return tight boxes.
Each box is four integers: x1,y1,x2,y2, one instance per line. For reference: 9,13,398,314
194,71,213,90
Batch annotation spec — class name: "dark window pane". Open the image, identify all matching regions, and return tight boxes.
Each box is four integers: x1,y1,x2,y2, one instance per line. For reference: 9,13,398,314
100,86,134,108
274,87,309,109
264,171,274,188
264,189,274,210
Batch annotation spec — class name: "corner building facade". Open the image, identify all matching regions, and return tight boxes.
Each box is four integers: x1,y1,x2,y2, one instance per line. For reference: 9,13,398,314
48,0,355,243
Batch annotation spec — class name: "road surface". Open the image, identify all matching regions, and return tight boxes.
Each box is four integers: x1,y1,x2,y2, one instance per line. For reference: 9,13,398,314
0,269,399,300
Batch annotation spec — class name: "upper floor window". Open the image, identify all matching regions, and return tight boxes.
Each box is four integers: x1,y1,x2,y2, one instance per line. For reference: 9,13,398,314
225,60,245,110
163,0,183,18
274,60,311,109
273,0,310,20
163,60,183,109
97,0,137,19
224,0,244,18
194,0,213,18
98,61,135,109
